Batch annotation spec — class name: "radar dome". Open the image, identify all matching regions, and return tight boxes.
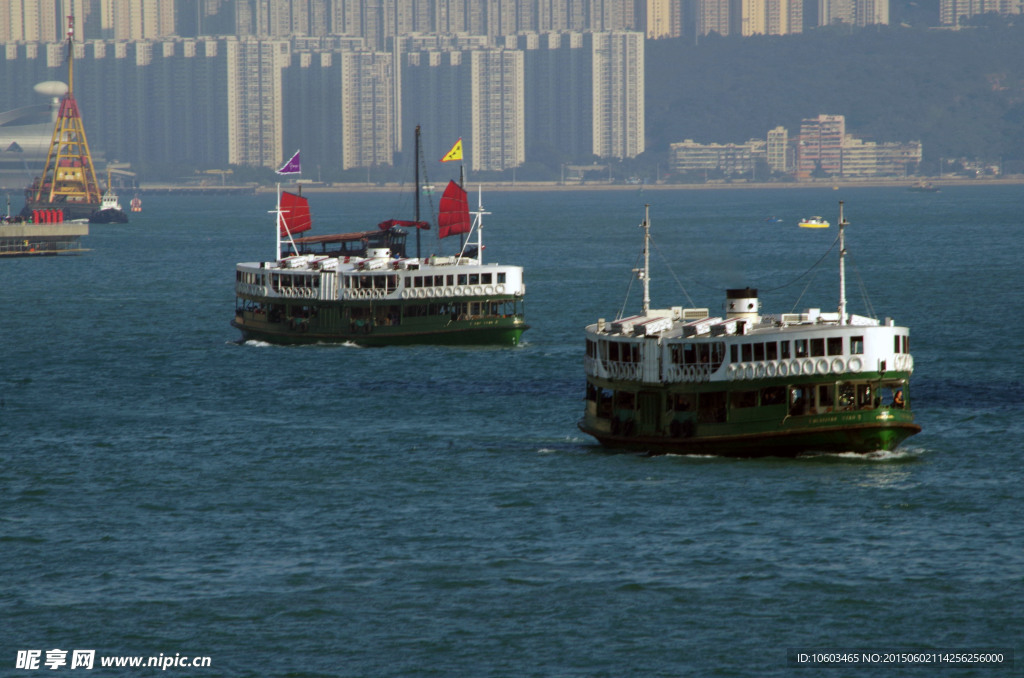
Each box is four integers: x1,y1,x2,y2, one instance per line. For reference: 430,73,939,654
34,81,68,97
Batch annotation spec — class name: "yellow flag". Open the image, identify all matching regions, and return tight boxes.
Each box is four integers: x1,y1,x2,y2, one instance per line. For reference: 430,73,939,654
441,138,463,162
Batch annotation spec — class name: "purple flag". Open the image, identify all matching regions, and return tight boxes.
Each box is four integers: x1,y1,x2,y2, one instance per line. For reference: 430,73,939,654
276,150,301,175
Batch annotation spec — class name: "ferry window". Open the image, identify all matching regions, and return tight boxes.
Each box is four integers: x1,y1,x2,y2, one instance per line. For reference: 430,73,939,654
810,338,825,357
789,386,811,415
753,343,765,361
742,344,753,361
482,273,492,284
447,275,454,286
711,343,725,369
609,342,620,362
586,339,596,358
857,384,874,408
766,342,778,361
781,341,791,359
672,394,693,412
697,391,727,423
903,336,910,353
730,345,739,363
497,272,506,284
435,276,444,286
761,386,785,405
458,274,468,285
730,390,758,409
413,276,422,288
469,274,480,285
684,343,696,364
614,391,635,410
795,339,808,358
851,336,864,354
827,337,843,356
837,383,855,410
817,384,833,409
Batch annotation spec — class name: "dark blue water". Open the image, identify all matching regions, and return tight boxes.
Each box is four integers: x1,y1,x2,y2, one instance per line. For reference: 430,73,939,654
2,185,1021,676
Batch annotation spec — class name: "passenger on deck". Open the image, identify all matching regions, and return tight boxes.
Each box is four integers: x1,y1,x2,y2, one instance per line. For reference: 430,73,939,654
893,389,905,408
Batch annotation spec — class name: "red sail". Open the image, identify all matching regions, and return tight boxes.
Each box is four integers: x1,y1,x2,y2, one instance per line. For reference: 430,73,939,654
279,191,312,237
438,180,471,239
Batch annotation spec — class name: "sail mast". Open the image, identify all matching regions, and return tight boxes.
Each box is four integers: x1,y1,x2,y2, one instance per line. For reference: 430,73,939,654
414,125,421,259
838,201,847,325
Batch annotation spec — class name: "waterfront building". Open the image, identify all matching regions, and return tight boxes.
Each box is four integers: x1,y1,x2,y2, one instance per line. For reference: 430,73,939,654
766,125,788,173
669,138,766,175
797,114,845,178
940,0,1022,24
818,0,890,25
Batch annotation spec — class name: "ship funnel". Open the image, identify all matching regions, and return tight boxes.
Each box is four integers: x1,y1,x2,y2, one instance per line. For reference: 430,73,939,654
726,288,759,320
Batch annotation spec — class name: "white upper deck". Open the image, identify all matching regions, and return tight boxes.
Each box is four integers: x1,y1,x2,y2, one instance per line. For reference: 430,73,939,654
235,249,525,303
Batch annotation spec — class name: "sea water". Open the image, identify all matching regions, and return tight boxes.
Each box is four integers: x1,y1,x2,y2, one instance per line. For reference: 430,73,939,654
1,185,1021,676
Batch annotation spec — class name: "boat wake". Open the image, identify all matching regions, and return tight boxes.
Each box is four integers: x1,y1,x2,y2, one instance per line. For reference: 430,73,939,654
801,446,925,462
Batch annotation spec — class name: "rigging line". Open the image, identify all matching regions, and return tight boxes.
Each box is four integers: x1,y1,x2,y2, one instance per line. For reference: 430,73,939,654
648,234,697,307
759,235,839,293
789,268,820,314
616,249,644,320
847,253,877,319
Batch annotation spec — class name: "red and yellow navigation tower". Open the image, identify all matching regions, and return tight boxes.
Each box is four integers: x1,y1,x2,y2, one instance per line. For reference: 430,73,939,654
22,15,102,221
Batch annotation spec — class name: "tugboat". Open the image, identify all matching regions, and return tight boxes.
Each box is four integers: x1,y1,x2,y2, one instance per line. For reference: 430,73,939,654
231,130,528,347
578,203,920,457
89,169,128,223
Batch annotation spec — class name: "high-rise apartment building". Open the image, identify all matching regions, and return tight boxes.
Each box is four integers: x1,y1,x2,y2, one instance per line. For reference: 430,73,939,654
225,38,290,168
588,30,644,159
767,125,788,172
470,48,525,171
742,0,801,34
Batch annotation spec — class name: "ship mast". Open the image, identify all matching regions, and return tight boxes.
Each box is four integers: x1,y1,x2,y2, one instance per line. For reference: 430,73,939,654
414,125,421,259
639,204,651,315
838,201,847,325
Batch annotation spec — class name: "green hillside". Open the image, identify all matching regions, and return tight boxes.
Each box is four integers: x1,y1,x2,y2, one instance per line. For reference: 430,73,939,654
645,23,1024,172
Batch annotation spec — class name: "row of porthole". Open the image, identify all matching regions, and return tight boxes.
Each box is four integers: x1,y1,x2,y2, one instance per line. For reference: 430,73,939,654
726,357,865,381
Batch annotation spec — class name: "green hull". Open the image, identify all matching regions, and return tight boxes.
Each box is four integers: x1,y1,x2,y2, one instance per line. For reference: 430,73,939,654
581,370,920,457
578,415,921,457
232,315,527,347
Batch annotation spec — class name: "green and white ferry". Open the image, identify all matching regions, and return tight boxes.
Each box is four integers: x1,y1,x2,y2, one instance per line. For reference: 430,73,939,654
232,182,527,347
579,203,921,457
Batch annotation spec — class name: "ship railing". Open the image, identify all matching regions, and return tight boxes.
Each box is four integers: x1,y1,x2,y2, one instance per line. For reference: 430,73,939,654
340,287,395,301
586,358,642,381
663,364,713,383
237,282,268,297
275,287,318,300
893,354,914,373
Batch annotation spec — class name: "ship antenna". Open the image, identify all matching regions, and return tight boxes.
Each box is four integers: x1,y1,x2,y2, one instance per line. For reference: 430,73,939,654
640,205,651,315
838,201,847,325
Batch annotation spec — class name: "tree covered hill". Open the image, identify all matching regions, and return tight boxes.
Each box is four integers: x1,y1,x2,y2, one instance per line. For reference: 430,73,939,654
645,23,1024,168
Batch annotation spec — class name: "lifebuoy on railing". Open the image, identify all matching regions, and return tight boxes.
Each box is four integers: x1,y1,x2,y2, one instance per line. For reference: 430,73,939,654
816,358,829,375
484,285,494,295
727,364,737,381
848,356,862,372
473,286,483,296
401,289,410,299
755,364,765,379
444,288,453,297
831,358,845,374
496,284,505,294
778,361,788,377
766,362,777,378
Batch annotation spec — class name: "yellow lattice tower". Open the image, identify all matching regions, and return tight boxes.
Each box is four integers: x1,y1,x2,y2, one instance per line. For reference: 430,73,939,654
28,15,101,208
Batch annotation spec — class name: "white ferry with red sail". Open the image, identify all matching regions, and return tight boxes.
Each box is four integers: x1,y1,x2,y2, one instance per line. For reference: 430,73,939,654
231,179,528,346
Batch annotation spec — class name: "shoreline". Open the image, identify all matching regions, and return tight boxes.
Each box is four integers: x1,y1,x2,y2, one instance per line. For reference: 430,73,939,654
125,176,1024,195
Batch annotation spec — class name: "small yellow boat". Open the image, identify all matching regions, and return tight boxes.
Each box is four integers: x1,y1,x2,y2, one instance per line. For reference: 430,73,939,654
799,216,830,228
